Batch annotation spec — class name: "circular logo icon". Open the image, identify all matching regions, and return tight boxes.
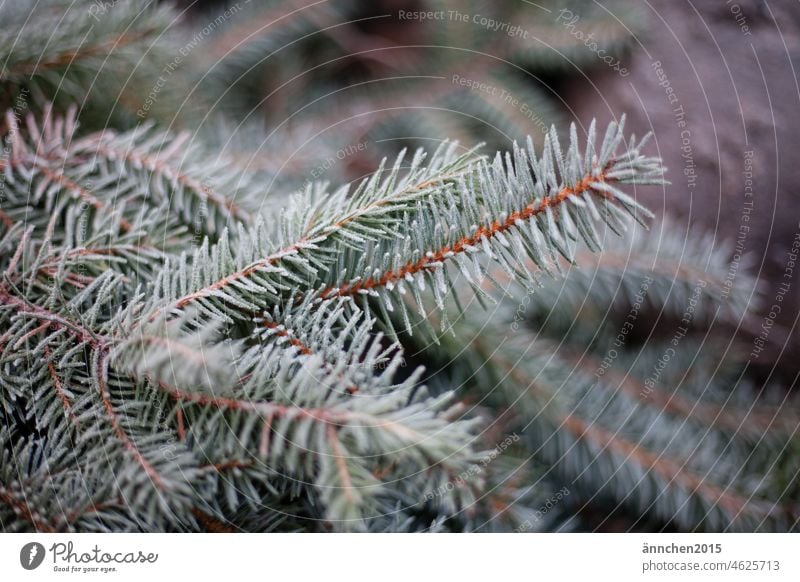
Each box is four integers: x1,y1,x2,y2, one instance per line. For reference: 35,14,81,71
20,542,46,570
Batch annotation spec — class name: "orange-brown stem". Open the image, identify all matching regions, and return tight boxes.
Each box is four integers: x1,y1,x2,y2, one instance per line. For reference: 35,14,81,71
322,172,612,299
261,320,359,394
97,356,166,490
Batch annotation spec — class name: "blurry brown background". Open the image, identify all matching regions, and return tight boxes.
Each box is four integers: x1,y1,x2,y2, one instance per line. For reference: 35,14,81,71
564,0,800,387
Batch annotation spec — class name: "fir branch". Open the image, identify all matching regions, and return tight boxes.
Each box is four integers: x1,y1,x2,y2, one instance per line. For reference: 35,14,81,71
559,413,771,520
153,118,661,341
145,363,477,529
191,507,235,533
493,348,781,527
0,485,56,533
2,26,159,80
417,293,794,532
563,351,799,438
1,106,258,246
95,354,168,491
45,346,80,429
81,126,255,228
140,142,478,326
324,164,618,299
33,164,134,234
0,1,179,126
0,287,104,350
259,315,360,394
310,119,662,339
171,237,318,311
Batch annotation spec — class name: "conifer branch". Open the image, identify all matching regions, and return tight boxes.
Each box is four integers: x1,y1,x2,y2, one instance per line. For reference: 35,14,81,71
2,28,158,80
150,118,661,346
82,128,254,226
323,167,617,299
95,354,167,490
563,351,799,438
259,318,359,394
0,486,55,533
45,346,80,429
162,144,480,316
0,288,104,350
192,507,235,533
0,1,177,125
559,414,772,519
484,342,784,527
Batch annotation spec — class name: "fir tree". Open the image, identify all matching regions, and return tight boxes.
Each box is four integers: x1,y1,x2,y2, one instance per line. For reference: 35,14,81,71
1,0,797,533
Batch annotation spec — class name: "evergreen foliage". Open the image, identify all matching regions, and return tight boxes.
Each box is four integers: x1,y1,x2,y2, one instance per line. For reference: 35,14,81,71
1,0,797,533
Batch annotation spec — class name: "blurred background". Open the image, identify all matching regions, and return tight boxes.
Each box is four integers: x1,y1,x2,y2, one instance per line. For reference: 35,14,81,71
163,0,800,388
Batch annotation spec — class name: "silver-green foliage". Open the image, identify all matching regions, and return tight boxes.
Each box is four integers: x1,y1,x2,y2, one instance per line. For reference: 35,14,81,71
0,0,179,129
0,94,666,530
417,219,799,532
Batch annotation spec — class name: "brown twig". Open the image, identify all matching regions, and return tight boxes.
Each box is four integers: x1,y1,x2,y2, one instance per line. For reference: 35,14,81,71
96,355,166,490
322,171,613,299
